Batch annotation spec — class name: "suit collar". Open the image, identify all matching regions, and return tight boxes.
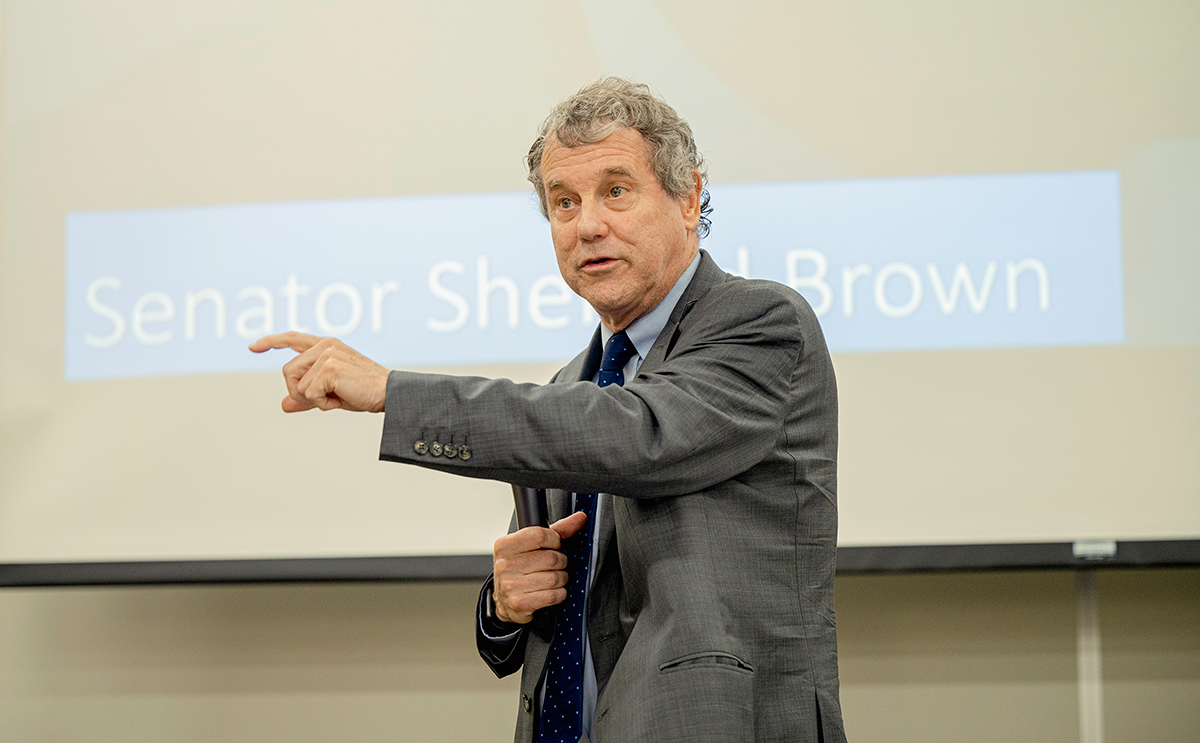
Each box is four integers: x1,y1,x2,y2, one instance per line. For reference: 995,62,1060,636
598,251,701,364
638,249,731,374
560,249,730,384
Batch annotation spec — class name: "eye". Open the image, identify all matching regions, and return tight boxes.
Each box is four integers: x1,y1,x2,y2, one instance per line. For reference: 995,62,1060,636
609,186,626,198
557,197,574,210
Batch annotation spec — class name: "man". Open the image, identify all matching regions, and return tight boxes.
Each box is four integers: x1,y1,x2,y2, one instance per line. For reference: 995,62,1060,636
252,78,845,743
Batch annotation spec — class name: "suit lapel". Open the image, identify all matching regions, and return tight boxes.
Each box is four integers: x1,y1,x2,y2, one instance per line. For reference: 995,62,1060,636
637,250,731,376
542,253,731,526
546,326,604,523
556,324,603,385
567,253,729,562
549,325,620,592
530,252,731,689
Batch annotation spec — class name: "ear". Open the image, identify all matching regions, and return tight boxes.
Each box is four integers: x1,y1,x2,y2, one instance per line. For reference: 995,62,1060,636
678,169,704,231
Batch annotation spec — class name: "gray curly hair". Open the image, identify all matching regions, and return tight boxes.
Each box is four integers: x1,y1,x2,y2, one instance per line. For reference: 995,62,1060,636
527,77,712,238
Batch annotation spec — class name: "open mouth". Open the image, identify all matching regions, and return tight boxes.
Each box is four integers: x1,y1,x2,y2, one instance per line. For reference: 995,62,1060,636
583,257,616,268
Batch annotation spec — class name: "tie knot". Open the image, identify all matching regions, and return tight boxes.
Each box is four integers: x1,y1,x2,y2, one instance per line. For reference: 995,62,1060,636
597,331,637,388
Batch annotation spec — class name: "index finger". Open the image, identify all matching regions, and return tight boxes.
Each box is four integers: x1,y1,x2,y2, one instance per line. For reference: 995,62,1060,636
249,332,320,354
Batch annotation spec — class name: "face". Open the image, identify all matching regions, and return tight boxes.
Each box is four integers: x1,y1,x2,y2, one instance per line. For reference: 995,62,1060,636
541,128,702,332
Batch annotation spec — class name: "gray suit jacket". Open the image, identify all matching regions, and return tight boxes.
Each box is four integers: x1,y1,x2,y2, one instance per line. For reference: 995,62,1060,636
381,252,846,743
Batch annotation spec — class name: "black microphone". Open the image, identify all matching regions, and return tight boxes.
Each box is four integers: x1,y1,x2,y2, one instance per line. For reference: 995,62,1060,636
511,485,549,528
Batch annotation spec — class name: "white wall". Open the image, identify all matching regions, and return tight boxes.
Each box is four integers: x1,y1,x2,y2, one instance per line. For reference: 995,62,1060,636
1,569,1197,742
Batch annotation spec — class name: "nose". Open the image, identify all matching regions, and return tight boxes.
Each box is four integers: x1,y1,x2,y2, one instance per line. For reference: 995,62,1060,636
576,198,609,242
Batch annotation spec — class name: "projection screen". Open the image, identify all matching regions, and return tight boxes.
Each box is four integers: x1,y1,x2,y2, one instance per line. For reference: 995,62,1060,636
1,0,1197,581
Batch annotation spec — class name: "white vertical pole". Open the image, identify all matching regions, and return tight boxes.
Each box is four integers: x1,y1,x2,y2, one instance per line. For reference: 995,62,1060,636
1076,570,1105,743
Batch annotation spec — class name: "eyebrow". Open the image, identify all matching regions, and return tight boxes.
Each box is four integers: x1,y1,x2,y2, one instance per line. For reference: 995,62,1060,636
602,166,634,179
545,166,638,197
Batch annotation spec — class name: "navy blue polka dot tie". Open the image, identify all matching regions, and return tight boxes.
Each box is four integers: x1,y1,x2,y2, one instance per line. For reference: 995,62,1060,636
537,331,637,743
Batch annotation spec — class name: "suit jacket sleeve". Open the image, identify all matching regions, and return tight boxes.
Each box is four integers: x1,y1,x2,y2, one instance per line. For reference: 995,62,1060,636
475,573,528,678
474,510,529,678
379,279,810,499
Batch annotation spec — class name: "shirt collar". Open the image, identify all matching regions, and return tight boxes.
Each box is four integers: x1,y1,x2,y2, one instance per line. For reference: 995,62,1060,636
599,252,701,364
